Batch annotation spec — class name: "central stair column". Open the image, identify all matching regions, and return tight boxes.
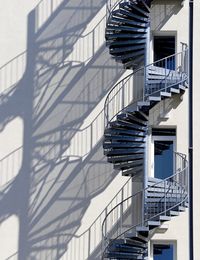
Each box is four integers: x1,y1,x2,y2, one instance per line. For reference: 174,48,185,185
143,18,150,226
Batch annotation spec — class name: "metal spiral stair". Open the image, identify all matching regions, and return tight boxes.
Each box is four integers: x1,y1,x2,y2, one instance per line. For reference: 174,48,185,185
103,65,187,177
102,162,188,259
106,0,152,69
102,0,189,259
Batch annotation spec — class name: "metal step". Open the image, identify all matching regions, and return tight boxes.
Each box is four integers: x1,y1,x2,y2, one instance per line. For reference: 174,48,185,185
148,96,161,102
170,87,180,94
108,38,146,47
108,154,144,163
105,251,143,259
116,9,149,22
106,32,147,40
120,2,150,17
103,142,144,149
146,197,184,203
117,116,147,127
147,221,161,229
104,135,145,143
109,17,148,28
105,128,146,137
167,210,180,216
108,243,145,254
107,24,147,33
110,44,146,54
147,192,183,198
105,148,144,156
114,159,144,169
158,215,171,222
115,49,145,62
179,84,186,91
109,120,147,131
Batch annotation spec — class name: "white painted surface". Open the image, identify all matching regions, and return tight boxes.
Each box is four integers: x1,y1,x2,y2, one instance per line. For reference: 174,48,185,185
0,215,19,260
0,0,40,66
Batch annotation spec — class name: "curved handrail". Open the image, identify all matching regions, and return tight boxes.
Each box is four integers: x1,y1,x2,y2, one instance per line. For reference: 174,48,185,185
104,48,189,125
106,0,124,18
101,151,188,258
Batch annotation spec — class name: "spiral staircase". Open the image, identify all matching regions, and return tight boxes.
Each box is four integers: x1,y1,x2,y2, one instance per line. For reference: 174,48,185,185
102,0,189,259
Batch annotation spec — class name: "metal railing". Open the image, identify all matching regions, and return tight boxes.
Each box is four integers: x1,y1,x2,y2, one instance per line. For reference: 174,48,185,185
101,152,188,258
62,177,132,260
104,48,188,126
106,0,127,17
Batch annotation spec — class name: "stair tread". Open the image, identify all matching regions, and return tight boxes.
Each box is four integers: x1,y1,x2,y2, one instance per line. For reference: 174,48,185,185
120,2,150,17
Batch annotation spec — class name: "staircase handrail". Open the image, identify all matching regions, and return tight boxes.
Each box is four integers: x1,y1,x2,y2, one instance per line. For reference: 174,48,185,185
101,151,188,257
104,48,188,126
106,0,126,18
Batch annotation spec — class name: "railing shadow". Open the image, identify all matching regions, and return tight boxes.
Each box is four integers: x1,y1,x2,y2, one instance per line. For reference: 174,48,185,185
0,1,126,259
150,0,183,31
60,177,132,260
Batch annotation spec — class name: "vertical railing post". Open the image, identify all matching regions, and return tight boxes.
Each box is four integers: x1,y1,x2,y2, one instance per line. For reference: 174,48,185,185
88,227,91,258
120,188,124,235
164,180,167,215
144,21,150,101
92,30,95,56
142,190,145,225
165,57,167,92
51,0,53,14
122,81,125,110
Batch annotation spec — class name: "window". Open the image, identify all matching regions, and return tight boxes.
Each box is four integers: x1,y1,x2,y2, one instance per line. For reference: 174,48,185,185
154,35,176,70
151,128,176,179
153,243,174,260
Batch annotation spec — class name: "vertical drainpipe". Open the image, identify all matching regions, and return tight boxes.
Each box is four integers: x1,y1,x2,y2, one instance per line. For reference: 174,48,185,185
189,0,194,259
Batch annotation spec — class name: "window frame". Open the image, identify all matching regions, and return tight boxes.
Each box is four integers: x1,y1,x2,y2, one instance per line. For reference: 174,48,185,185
150,134,176,178
150,240,177,260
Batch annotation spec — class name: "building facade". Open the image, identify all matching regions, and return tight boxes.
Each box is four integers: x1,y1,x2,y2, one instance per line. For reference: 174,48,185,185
0,0,199,259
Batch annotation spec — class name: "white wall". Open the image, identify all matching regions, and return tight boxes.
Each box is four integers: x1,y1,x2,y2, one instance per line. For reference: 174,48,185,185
0,0,40,67
0,0,129,259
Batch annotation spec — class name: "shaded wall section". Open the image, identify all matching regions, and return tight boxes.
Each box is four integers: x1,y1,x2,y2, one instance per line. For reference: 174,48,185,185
0,0,126,259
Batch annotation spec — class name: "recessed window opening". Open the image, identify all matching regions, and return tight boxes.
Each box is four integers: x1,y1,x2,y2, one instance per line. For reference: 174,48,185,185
151,128,176,179
154,36,176,70
153,243,174,260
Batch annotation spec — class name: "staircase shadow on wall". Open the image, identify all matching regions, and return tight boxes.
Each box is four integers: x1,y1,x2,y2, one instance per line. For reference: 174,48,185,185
0,0,126,259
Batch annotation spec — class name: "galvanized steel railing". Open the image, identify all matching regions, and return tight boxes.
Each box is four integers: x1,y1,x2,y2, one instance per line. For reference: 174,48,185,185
104,48,188,126
101,152,188,258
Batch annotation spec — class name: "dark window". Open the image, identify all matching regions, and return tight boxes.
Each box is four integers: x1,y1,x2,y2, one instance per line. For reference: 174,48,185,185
154,140,173,179
154,244,174,260
152,128,176,136
154,36,176,70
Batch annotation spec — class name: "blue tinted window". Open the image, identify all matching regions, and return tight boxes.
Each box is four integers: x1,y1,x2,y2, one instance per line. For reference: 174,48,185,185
154,244,173,260
154,141,173,179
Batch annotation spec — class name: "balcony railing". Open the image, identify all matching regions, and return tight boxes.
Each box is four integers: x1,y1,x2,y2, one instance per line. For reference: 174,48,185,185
104,48,188,126
101,152,188,257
